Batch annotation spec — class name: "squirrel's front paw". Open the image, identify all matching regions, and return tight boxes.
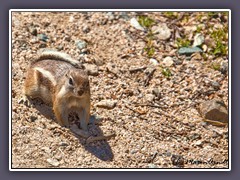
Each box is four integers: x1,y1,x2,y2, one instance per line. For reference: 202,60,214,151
18,95,31,107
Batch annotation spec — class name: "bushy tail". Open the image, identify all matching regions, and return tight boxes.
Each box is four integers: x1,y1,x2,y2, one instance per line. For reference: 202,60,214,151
35,48,82,68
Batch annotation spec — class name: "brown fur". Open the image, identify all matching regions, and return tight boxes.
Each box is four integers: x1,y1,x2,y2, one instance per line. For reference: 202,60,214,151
23,51,90,129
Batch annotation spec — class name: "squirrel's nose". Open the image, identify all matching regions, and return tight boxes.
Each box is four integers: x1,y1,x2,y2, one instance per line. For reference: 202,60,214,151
78,89,84,96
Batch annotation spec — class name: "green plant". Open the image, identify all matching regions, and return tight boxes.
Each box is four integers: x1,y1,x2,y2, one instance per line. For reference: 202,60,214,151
210,27,228,56
196,25,202,33
144,36,155,57
196,14,204,22
163,12,178,19
138,15,155,29
207,12,219,18
212,62,221,71
202,53,208,61
144,46,155,57
176,38,191,48
137,15,156,58
181,13,190,24
161,68,172,78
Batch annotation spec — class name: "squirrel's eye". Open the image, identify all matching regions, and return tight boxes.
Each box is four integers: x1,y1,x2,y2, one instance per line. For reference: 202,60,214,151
69,77,74,86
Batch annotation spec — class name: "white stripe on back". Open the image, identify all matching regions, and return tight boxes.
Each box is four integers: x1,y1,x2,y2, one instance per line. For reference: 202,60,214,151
34,67,57,86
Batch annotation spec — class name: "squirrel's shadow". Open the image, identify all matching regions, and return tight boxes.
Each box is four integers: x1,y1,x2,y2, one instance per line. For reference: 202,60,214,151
31,99,114,161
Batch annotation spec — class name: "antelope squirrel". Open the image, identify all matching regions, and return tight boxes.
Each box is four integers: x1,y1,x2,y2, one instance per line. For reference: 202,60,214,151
21,49,115,141
22,49,90,137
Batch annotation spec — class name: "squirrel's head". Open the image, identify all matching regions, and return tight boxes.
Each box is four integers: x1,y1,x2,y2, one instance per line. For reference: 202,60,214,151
63,69,90,97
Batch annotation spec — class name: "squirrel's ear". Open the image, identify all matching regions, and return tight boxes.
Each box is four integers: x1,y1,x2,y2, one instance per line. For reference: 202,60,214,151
65,70,70,77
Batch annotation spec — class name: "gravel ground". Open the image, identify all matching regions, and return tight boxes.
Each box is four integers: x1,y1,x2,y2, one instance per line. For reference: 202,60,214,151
11,11,229,169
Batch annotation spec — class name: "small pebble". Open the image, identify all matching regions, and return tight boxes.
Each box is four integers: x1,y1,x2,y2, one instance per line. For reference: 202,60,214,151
39,43,47,48
146,94,155,102
171,154,184,167
30,116,37,122
149,58,159,66
76,40,87,50
59,142,69,146
195,140,203,146
82,26,90,33
95,100,117,110
38,33,49,42
163,56,174,67
193,33,204,47
148,164,158,168
178,47,202,55
47,158,60,167
202,44,208,52
211,81,220,90
130,18,145,31
151,24,171,40
28,26,37,36
83,63,99,76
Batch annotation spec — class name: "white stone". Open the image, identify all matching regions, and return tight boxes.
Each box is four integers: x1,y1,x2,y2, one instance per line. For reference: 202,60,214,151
146,94,155,102
47,158,60,167
163,56,174,67
130,18,145,31
202,44,208,52
69,16,74,22
193,33,204,47
149,58,159,66
151,24,171,40
95,100,117,109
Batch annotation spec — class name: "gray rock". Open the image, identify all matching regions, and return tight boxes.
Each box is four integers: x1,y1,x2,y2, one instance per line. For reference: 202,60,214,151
41,147,51,154
172,57,182,65
106,12,114,21
119,12,130,20
220,61,228,74
165,150,172,157
95,100,117,110
194,140,203,147
82,26,90,33
171,154,184,167
38,33,48,42
56,45,64,51
83,63,99,76
189,133,201,141
178,47,202,55
48,124,59,130
30,115,37,122
151,24,171,40
130,149,138,154
64,36,71,42
59,142,69,146
199,99,228,123
193,33,204,47
106,63,119,76
146,94,155,102
76,40,87,50
211,81,220,90
81,48,88,54
152,88,161,99
39,43,47,48
89,115,102,124
212,132,220,138
28,26,37,36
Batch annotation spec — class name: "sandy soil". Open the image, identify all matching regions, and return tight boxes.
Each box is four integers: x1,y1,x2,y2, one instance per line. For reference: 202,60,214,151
11,11,229,169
